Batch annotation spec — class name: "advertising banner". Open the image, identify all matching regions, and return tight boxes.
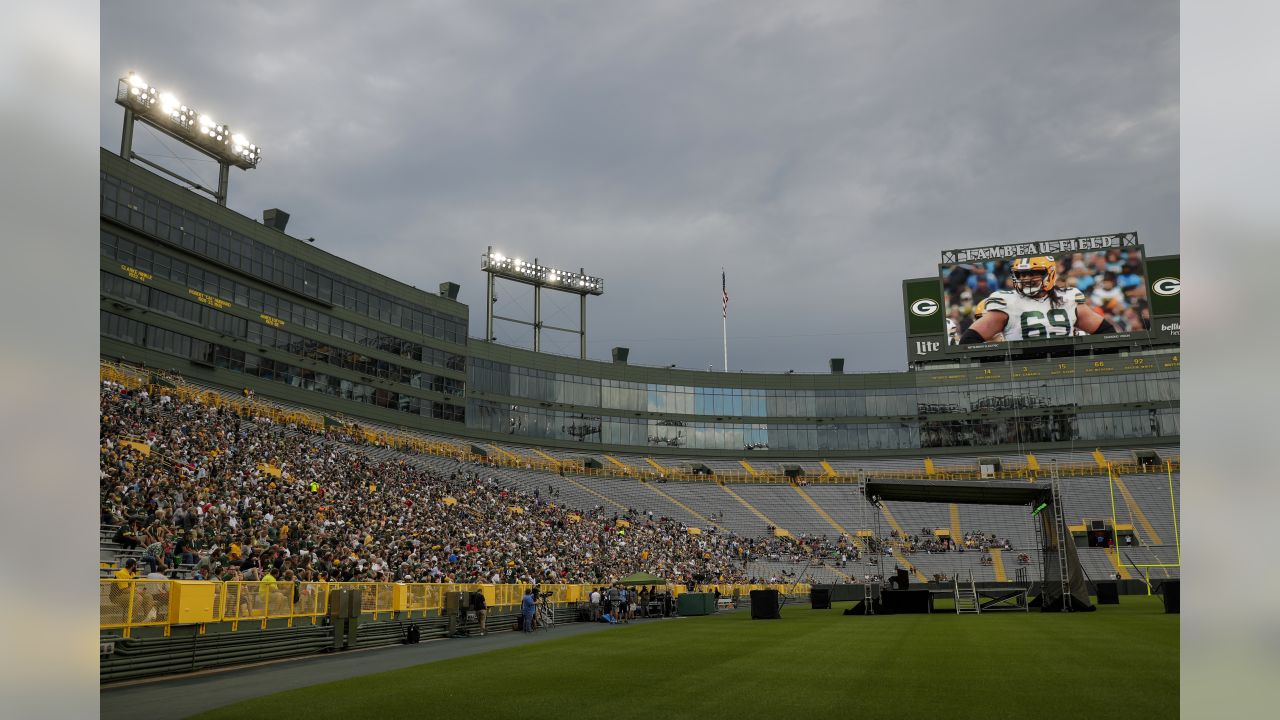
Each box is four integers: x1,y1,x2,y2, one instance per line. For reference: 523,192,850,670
1145,255,1180,317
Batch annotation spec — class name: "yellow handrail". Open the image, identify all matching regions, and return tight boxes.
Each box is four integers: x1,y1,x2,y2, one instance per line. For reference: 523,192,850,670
99,579,811,636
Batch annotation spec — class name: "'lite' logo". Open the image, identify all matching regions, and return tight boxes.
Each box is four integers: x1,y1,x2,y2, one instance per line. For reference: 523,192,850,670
910,299,939,317
915,340,941,355
1152,277,1180,296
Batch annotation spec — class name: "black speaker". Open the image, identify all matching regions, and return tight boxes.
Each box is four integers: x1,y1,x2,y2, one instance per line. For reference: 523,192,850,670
810,588,831,609
439,282,460,300
829,358,844,374
1096,581,1120,604
612,347,630,363
1158,580,1179,614
750,589,781,619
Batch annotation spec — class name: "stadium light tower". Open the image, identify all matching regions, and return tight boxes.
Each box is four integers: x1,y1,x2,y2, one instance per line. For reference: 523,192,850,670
482,246,604,359
115,72,261,206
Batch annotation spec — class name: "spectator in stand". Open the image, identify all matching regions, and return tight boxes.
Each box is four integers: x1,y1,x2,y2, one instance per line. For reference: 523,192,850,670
173,530,196,567
107,557,138,619
99,383,759,588
195,548,222,579
141,528,167,573
112,520,142,550
114,558,138,582
260,566,280,612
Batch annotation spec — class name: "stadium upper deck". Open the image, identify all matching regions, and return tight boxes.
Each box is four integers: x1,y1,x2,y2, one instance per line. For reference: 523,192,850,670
100,148,1178,459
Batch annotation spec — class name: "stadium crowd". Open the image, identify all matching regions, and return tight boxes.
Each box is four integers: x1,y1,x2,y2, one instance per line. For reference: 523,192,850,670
99,381,754,586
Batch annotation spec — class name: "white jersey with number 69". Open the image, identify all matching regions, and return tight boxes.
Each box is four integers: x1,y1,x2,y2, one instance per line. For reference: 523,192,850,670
982,288,1086,341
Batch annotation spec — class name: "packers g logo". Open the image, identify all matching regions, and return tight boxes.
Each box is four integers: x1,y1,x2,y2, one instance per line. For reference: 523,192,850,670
1152,277,1180,296
910,299,939,317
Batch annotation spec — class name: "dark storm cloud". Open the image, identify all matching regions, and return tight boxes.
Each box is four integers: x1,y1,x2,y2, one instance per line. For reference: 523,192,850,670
102,0,1177,371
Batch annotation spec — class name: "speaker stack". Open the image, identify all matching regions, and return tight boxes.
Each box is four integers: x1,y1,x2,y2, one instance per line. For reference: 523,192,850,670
1096,581,1120,605
1158,580,1179,614
750,589,781,619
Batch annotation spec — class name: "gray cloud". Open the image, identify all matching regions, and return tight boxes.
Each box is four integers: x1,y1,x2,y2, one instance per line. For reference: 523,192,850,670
102,0,1177,371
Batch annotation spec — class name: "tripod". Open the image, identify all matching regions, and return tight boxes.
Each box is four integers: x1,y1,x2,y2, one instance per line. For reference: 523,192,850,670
782,552,824,610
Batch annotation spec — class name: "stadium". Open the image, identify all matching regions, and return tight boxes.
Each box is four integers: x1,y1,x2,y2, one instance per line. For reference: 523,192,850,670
97,23,1179,720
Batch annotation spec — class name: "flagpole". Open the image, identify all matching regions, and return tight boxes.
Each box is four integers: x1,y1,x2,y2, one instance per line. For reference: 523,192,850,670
721,267,728,372
722,312,728,372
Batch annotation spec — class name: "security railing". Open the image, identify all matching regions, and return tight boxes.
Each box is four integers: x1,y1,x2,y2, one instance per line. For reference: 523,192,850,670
100,579,173,635
99,579,812,636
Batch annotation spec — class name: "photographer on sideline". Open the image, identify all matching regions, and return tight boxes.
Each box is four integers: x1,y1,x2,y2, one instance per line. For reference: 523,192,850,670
589,587,602,622
521,588,535,633
471,588,488,636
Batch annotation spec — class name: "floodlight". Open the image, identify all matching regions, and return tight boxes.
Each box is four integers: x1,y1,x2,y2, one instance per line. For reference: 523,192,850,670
481,250,603,295
481,247,603,358
116,73,261,171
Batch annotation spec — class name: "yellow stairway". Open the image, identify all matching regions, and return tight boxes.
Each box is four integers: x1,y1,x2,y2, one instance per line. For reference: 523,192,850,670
988,548,1008,582
1111,472,1163,545
531,448,563,467
718,483,790,538
487,443,522,464
604,454,634,475
878,503,928,583
1104,547,1133,580
645,457,671,475
642,482,723,532
557,474,628,513
791,484,849,536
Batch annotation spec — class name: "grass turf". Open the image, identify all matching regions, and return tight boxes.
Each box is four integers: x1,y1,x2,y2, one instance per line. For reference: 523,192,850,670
193,595,1177,719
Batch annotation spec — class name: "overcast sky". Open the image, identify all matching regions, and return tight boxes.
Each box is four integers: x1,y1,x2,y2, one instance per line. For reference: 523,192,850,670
101,1,1177,372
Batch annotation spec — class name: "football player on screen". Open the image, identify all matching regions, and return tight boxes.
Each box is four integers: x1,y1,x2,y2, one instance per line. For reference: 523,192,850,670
970,298,1005,343
959,256,1116,344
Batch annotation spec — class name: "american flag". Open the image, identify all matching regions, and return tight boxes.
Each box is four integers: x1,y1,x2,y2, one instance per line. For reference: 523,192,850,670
721,269,729,319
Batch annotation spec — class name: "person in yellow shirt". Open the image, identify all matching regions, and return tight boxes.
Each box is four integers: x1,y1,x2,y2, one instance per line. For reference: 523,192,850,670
259,568,278,615
113,558,138,587
110,559,138,623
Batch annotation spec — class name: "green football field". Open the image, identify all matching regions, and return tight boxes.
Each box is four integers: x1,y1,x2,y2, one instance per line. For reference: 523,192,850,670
194,596,1177,719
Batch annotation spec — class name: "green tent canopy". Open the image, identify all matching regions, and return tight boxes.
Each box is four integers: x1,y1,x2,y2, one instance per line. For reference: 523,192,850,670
617,572,668,586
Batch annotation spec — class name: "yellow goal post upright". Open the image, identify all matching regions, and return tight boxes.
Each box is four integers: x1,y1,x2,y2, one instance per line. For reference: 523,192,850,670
1106,460,1181,595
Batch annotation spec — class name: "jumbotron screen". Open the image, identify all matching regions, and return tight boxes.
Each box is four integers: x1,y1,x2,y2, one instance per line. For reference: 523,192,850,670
939,245,1150,350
